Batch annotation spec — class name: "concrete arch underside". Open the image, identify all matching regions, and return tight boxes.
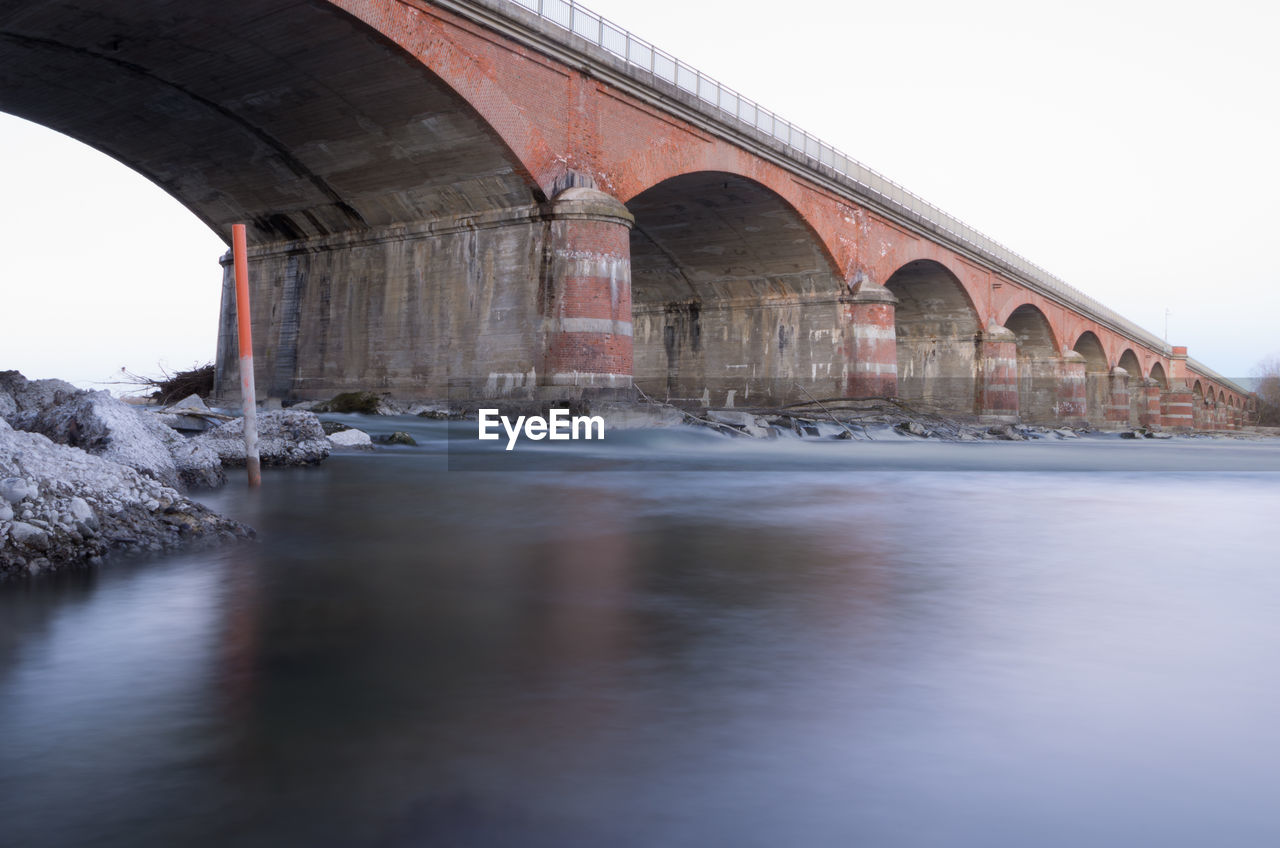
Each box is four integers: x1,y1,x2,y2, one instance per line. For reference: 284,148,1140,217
885,260,980,414
628,171,847,405
1005,304,1058,424
1073,331,1110,427
0,0,541,240
0,0,563,400
1117,349,1144,426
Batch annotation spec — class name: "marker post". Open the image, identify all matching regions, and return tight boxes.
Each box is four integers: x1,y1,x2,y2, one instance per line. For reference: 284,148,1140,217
231,224,261,488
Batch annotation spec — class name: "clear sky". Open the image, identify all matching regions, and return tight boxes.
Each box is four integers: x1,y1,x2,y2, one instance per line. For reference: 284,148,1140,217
2,0,1276,388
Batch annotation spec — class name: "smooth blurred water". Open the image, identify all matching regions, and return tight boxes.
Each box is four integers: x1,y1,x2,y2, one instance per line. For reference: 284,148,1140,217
3,421,1280,847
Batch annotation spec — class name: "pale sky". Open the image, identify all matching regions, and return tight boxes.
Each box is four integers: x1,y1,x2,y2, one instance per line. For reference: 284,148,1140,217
2,0,1276,388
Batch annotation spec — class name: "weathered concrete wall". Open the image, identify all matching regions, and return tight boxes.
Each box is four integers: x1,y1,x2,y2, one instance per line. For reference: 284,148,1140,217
1085,374,1111,429
1017,356,1061,424
217,208,551,403
1105,368,1131,427
1056,353,1088,426
632,295,853,407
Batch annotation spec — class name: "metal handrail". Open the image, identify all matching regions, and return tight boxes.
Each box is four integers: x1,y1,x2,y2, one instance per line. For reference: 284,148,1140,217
503,0,1251,396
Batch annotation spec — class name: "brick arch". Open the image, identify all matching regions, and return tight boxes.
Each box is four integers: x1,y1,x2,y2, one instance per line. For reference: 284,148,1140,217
884,258,983,330
1073,331,1112,427
1002,302,1062,355
331,0,553,195
626,169,864,404
1149,361,1169,387
1117,348,1142,376
625,169,846,304
1003,303,1060,423
614,142,858,282
885,258,983,412
1072,331,1109,372
871,243,988,318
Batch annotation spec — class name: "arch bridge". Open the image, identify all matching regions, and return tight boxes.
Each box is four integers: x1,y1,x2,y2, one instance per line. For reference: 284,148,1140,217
0,0,1255,429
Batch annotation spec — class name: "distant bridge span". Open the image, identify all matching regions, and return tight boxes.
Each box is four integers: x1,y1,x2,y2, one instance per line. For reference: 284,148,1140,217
0,0,1254,428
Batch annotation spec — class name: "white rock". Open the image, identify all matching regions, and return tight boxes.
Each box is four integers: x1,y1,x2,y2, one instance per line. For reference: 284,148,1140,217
1,477,36,504
195,409,330,467
8,521,49,551
19,390,182,489
68,497,94,523
407,403,451,417
328,428,373,449
168,394,210,413
375,398,405,415
146,416,225,488
0,371,80,426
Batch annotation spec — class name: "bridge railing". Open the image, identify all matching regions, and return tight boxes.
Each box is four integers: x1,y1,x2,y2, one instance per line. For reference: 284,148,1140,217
506,0,1251,396
1187,358,1247,396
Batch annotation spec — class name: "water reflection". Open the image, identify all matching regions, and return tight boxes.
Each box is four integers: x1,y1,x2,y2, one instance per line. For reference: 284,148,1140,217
2,432,1280,846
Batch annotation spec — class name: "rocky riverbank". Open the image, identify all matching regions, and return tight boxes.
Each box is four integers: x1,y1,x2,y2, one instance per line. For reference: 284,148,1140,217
1,371,334,580
0,418,249,577
7,374,1272,579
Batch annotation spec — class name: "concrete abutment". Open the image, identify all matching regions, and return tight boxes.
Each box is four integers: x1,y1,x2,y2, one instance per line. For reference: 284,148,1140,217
215,188,638,407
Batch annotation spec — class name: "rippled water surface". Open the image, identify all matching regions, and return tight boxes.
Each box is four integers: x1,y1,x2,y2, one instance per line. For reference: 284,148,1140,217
3,421,1280,847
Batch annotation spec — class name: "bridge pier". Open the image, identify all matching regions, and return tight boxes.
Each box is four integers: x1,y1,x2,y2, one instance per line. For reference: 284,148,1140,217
978,325,1019,421
540,188,635,397
1192,395,1208,430
1137,379,1163,429
1161,385,1195,431
843,282,898,399
1105,367,1131,428
216,208,544,405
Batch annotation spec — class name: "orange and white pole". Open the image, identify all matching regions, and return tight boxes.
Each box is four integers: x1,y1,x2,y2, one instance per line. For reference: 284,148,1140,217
231,224,261,488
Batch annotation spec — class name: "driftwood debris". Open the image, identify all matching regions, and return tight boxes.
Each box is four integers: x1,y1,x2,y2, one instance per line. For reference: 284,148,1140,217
114,363,216,405
631,386,1085,442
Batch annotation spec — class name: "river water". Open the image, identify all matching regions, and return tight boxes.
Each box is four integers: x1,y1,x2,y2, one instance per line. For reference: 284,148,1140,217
3,420,1280,847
